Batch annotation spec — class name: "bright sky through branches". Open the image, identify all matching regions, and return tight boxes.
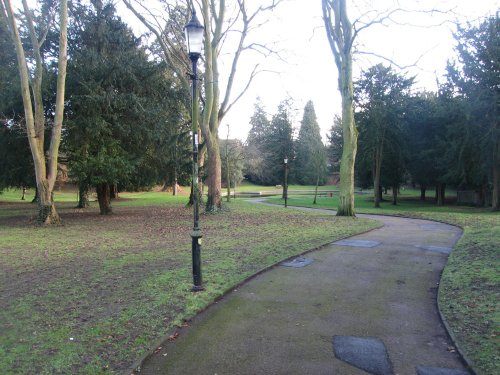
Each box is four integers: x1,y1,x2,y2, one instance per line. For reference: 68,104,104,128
26,0,499,142
199,0,498,143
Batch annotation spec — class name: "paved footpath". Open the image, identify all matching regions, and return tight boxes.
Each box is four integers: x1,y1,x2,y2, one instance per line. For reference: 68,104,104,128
137,206,471,375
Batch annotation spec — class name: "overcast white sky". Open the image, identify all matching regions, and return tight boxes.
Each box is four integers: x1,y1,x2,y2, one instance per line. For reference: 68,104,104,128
119,0,499,142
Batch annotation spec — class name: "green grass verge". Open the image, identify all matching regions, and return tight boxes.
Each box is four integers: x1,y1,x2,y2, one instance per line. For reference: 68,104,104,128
0,192,380,374
267,193,499,375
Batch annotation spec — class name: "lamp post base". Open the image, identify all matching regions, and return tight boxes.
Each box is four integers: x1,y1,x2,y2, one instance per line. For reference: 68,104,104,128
191,231,203,291
191,285,205,292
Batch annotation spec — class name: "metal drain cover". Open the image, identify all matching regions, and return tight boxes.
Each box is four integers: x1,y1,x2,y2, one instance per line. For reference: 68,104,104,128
416,366,470,375
333,335,393,375
419,224,453,232
280,257,314,268
333,239,381,248
415,245,453,254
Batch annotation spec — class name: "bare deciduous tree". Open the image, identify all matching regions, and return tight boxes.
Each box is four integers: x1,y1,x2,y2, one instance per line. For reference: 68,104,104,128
124,0,282,211
0,0,68,224
322,0,450,216
322,0,357,216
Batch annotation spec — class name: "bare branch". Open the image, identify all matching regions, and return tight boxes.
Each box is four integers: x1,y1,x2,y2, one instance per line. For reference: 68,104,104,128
355,41,439,71
122,0,189,88
220,63,260,120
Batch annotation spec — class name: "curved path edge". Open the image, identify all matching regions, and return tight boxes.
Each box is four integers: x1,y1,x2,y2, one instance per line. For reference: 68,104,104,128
261,201,477,375
134,201,473,375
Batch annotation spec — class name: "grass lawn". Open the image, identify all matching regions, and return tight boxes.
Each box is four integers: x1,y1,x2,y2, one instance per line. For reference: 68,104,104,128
268,192,500,375
0,188,380,374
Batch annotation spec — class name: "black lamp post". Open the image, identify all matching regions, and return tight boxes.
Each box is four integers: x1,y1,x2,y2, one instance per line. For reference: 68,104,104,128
284,157,288,208
185,10,204,292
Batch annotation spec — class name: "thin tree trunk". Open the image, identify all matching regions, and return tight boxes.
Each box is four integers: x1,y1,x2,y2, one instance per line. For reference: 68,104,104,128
436,183,445,206
313,174,320,204
392,184,398,205
205,138,222,211
478,181,487,207
492,137,499,211
226,126,230,203
492,165,499,211
21,186,26,200
373,144,383,208
77,182,89,209
420,185,426,201
226,165,230,203
187,183,194,207
173,170,178,196
31,187,38,203
96,183,112,215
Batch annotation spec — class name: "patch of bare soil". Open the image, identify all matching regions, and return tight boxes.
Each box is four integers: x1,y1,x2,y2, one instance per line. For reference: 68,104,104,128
0,201,190,313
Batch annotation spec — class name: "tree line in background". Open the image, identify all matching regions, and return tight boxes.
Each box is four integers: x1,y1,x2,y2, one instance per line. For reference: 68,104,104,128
244,10,499,213
327,13,498,210
244,99,327,189
0,0,498,224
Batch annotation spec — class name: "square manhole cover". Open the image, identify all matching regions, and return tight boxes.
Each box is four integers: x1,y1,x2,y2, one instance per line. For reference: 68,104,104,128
419,224,452,232
333,239,381,248
416,366,470,375
280,257,314,268
332,335,393,375
414,245,452,254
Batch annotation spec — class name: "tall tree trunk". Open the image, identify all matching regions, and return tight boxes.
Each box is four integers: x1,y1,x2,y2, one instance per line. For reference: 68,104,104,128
77,182,89,209
392,184,398,205
96,183,112,215
21,186,26,200
226,126,230,203
322,0,357,216
187,183,194,207
492,164,499,211
226,162,230,203
373,144,383,208
420,185,426,201
337,82,357,216
199,0,223,212
31,187,38,203
205,137,222,211
492,137,499,211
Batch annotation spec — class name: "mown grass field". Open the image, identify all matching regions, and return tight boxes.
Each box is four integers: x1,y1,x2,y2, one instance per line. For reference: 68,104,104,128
268,192,500,375
0,188,380,374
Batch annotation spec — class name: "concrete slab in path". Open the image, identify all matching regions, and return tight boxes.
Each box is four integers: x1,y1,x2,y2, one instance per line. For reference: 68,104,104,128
136,208,468,375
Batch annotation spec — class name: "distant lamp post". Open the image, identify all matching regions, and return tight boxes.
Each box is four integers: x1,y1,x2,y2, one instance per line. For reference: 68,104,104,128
185,10,204,292
284,157,288,208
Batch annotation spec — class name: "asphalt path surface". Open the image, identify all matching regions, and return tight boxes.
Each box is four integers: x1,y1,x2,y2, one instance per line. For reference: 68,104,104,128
137,203,469,375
